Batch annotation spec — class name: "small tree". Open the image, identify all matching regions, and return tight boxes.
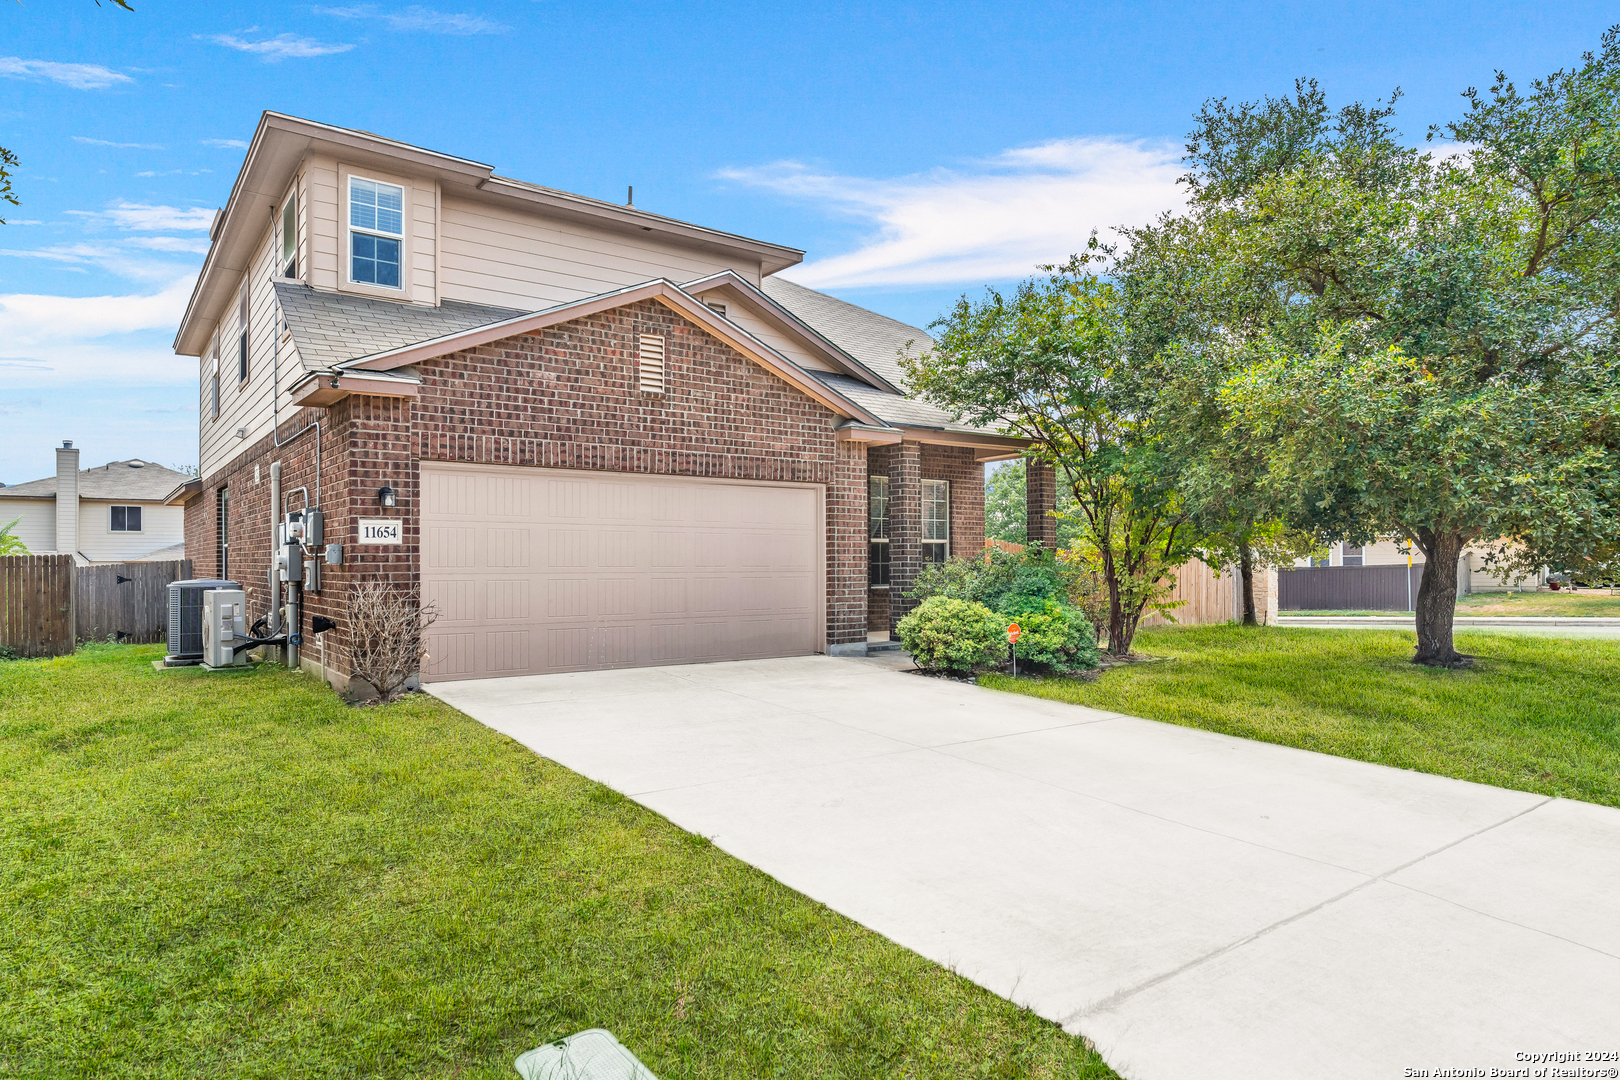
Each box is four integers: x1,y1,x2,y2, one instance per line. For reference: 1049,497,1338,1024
346,580,437,702
905,269,1203,656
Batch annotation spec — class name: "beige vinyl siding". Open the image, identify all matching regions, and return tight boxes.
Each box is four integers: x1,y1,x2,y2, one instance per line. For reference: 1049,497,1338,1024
308,155,341,293
437,197,761,311
76,501,186,562
201,223,289,478
702,297,837,373
0,498,55,553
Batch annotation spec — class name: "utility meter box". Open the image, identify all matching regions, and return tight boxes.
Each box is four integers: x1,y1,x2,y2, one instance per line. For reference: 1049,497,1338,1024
201,588,248,669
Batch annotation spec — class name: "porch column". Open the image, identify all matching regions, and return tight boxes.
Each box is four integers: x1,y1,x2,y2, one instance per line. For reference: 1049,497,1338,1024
825,439,869,653
1026,460,1058,549
888,440,923,634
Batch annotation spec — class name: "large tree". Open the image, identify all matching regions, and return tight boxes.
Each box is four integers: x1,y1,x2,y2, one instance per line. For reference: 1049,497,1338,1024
1179,33,1620,665
904,268,1202,656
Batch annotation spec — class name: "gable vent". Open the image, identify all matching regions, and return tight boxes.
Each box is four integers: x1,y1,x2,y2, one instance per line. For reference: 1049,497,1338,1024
638,334,665,396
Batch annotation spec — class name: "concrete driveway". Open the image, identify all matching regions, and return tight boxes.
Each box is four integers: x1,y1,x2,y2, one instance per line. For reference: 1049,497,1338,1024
428,656,1620,1080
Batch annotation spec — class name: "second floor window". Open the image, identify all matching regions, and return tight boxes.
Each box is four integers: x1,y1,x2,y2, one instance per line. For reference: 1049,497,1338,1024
350,176,403,288
237,287,250,384
110,505,142,532
281,192,298,278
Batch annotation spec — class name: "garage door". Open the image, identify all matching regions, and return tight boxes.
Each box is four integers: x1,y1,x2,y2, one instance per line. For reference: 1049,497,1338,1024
419,464,822,681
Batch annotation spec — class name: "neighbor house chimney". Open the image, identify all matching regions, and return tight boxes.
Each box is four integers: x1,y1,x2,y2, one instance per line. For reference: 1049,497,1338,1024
55,440,79,556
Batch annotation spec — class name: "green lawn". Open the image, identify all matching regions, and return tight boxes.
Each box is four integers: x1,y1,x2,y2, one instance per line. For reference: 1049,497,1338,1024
983,625,1620,808
0,644,1115,1080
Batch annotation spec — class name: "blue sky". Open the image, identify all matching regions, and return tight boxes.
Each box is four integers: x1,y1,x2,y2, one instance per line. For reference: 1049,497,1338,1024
1,0,1614,483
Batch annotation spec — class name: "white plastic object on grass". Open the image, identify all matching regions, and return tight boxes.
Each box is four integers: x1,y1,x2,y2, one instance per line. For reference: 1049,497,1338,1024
514,1029,659,1080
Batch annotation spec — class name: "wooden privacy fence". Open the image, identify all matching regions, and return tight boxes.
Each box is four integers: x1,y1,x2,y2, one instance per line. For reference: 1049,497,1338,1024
77,559,193,644
1277,559,1470,611
1142,558,1239,627
0,556,193,657
0,555,76,658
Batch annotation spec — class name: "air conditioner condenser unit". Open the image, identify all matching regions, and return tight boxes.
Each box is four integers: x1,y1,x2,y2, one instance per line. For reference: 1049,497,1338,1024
201,588,249,670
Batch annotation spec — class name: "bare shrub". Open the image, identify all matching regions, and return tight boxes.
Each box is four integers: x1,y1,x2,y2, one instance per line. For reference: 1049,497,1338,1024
346,580,437,703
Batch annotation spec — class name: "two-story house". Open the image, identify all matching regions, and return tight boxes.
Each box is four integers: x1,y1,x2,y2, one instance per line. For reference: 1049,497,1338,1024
174,113,1039,687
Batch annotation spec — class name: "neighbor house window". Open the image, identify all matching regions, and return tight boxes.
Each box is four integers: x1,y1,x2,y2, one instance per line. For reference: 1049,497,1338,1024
1342,544,1364,567
110,505,143,532
922,479,949,564
216,487,229,579
280,191,297,278
237,286,250,384
349,176,403,288
1310,554,1330,567
868,475,890,586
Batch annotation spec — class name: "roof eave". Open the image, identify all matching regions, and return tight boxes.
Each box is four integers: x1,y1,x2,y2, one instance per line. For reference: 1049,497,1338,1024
338,279,885,426
680,270,907,395
476,177,803,276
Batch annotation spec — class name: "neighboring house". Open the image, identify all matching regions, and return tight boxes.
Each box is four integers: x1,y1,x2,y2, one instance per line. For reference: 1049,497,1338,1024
174,113,1032,686
1292,540,1544,591
0,442,190,565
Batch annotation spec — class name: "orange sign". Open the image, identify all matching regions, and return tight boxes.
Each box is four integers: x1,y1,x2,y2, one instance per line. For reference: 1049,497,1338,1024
1007,623,1022,644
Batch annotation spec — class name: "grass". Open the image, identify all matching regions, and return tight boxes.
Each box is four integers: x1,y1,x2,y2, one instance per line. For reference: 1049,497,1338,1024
0,644,1116,1080
1288,589,1620,618
983,625,1620,808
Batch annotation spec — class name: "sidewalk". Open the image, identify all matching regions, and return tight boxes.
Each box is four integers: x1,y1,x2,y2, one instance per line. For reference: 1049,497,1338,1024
1276,615,1620,637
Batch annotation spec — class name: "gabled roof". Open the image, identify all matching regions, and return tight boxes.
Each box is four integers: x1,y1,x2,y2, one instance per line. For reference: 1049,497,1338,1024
319,279,892,428
1,460,194,502
762,277,934,395
175,112,804,356
277,282,525,372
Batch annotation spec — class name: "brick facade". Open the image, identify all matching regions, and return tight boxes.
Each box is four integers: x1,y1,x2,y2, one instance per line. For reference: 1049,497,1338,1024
866,441,985,636
1026,460,1058,549
186,298,884,682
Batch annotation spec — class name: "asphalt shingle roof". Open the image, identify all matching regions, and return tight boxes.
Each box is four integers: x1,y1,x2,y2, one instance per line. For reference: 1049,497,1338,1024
275,281,527,371
761,277,933,394
2,460,193,501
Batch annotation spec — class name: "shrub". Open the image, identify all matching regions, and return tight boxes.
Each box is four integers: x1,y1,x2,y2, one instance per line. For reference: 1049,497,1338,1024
908,546,1103,656
896,596,1006,675
347,581,438,703
1009,600,1099,674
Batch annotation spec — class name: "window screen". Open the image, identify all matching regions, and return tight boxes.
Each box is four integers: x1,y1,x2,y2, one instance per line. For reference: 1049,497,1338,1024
281,192,297,278
922,479,949,564
349,177,403,288
868,476,890,586
1342,544,1364,567
110,505,142,532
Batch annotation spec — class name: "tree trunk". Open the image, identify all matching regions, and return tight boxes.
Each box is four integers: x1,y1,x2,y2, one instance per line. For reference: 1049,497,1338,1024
1412,530,1467,667
1239,546,1258,626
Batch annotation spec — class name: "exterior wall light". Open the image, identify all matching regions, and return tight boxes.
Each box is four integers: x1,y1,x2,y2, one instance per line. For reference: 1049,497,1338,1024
378,486,397,508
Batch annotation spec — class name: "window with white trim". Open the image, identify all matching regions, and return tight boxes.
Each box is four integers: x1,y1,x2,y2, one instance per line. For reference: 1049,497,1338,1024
922,479,949,564
237,286,250,384
349,176,403,288
1342,543,1364,567
868,475,890,586
638,334,666,395
280,191,298,278
209,335,220,420
110,505,143,532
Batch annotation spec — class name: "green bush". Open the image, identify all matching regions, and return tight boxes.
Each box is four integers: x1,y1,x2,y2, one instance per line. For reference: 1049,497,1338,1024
907,548,1101,673
895,596,1007,675
1009,600,1099,675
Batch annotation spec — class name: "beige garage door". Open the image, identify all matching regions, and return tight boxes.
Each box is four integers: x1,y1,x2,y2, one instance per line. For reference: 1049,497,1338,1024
419,464,823,681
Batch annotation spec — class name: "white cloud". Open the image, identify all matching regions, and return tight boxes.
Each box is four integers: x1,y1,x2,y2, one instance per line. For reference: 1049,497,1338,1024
314,4,507,34
719,137,1189,288
0,56,132,90
0,277,197,385
203,32,355,60
126,236,211,254
67,203,216,231
73,136,165,150
201,138,249,149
